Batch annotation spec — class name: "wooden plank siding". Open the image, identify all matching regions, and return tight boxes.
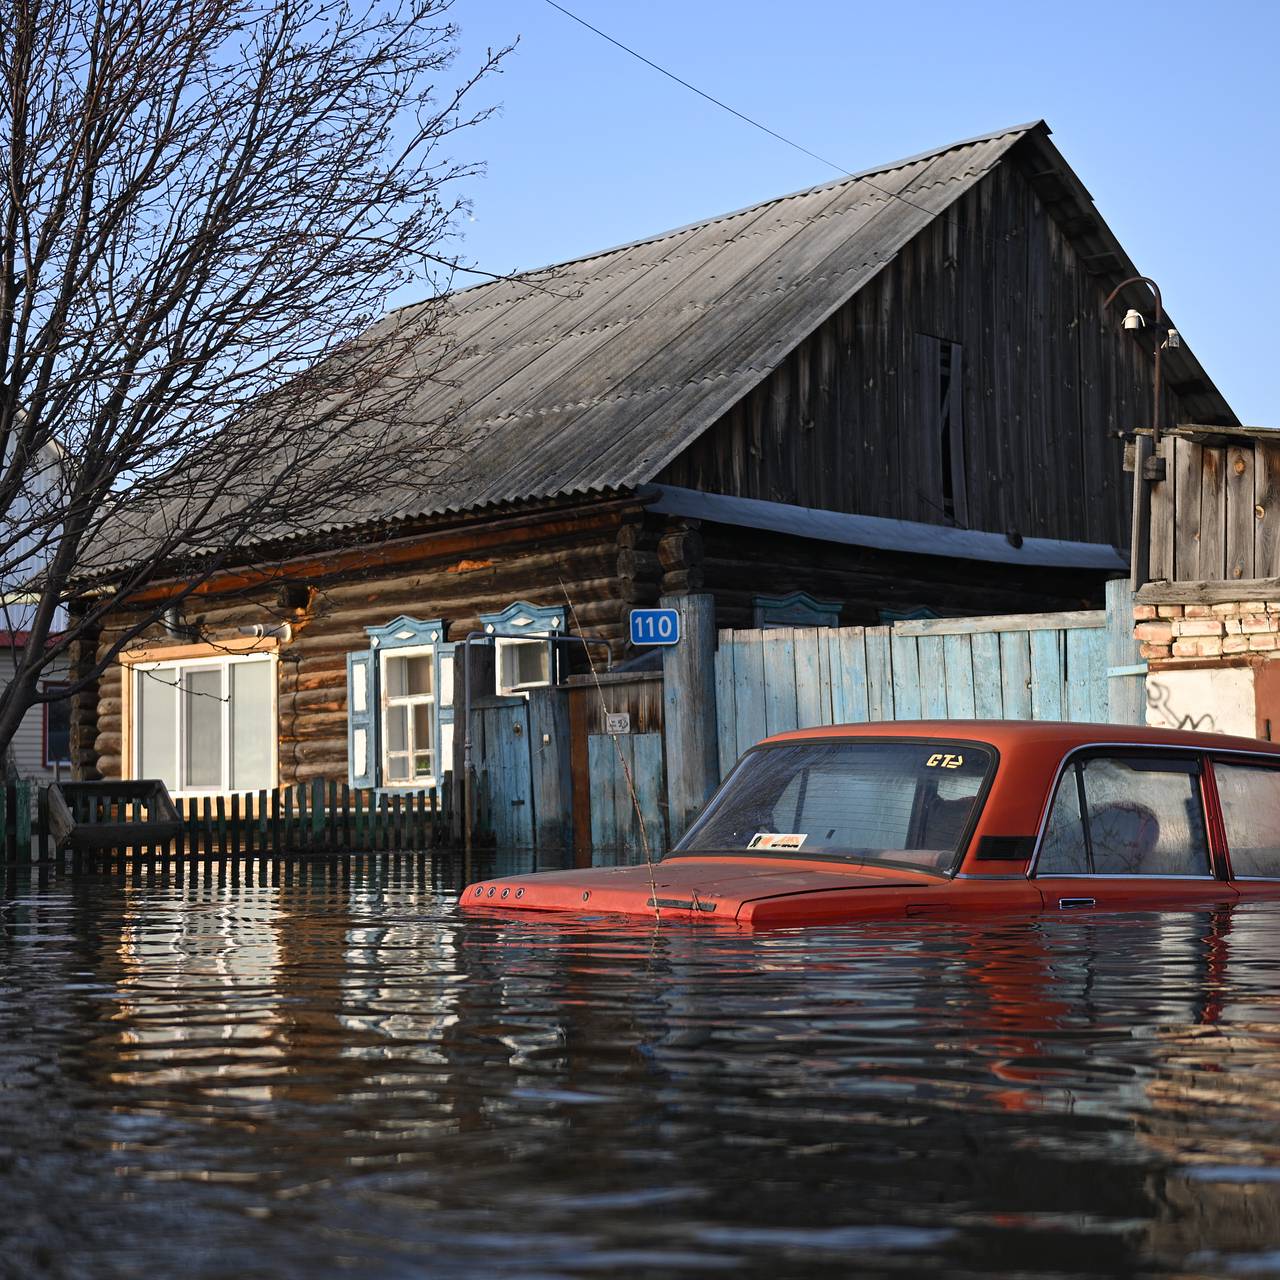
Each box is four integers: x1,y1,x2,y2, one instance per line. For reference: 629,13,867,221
714,611,1114,778
1145,432,1280,592
659,157,1190,549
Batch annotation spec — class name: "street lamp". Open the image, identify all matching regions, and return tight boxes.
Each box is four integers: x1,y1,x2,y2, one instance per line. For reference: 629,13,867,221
1104,275,1178,589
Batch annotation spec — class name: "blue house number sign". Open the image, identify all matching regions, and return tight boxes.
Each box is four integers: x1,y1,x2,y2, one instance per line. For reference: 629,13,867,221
630,607,680,646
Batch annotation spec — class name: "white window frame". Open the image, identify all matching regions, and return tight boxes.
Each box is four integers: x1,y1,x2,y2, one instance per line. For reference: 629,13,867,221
132,652,278,796
379,643,437,787
495,635,553,696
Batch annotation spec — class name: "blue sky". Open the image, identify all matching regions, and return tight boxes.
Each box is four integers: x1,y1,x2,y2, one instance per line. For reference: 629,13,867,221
437,0,1278,423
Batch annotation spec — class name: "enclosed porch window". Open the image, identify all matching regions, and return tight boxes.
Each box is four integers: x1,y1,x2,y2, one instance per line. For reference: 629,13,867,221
133,654,276,794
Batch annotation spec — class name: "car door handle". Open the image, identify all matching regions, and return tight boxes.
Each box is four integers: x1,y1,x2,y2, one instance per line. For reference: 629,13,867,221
1058,897,1095,910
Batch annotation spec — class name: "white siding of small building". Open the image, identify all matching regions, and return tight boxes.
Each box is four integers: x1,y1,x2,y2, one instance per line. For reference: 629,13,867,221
6,649,71,781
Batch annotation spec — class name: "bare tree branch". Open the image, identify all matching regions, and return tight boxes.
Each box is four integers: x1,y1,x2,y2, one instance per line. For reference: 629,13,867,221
0,0,514,755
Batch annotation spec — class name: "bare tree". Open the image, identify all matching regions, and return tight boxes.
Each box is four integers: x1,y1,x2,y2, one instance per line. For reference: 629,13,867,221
0,0,510,759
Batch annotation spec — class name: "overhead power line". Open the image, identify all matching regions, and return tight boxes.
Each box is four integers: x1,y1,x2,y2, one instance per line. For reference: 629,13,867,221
540,0,946,224
542,0,853,177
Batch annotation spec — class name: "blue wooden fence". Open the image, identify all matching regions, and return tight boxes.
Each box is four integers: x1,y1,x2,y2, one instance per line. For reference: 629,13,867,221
587,731,667,865
714,608,1122,780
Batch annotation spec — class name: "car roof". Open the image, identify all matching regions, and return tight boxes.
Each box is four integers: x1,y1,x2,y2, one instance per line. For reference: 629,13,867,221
759,719,1280,757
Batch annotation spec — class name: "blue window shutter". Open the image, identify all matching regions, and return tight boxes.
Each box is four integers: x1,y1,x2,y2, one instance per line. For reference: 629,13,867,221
435,643,456,772
347,650,378,789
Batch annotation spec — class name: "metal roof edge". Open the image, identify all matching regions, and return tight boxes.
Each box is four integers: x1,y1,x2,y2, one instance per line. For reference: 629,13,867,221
398,121,1047,313
637,484,1127,571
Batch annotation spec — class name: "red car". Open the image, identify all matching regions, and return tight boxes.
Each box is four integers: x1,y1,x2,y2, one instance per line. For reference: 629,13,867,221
460,721,1280,927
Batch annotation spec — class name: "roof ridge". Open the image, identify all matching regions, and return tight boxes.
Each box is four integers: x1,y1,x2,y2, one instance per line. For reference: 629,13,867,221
395,120,1046,316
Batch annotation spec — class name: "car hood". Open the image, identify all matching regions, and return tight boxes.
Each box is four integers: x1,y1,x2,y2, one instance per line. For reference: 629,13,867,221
459,856,934,924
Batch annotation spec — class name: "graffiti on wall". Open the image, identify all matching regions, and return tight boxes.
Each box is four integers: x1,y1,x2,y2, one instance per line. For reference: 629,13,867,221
1144,666,1255,737
1147,680,1217,732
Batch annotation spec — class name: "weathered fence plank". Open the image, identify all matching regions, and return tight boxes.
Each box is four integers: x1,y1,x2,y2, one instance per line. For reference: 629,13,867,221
970,631,1003,718
943,633,977,718
917,634,949,718
889,634,922,719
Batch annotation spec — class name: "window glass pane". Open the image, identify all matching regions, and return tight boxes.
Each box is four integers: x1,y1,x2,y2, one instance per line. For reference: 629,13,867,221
386,754,409,781
231,661,272,791
45,690,71,765
184,668,223,789
386,655,408,698
413,702,434,746
1216,764,1280,877
412,702,435,778
502,640,549,690
677,741,993,873
405,655,433,697
386,703,408,752
1036,765,1089,874
138,666,178,785
1081,757,1209,876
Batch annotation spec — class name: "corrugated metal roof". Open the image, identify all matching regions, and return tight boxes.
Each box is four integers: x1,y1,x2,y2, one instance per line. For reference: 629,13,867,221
333,117,1238,529
306,122,1041,531
94,119,1237,570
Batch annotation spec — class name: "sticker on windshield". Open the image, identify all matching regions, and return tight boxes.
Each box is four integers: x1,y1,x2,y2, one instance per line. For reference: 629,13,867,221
925,752,965,769
748,833,807,851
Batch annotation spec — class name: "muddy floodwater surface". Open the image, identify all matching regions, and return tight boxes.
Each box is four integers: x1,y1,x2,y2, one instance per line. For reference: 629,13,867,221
3,855,1280,1278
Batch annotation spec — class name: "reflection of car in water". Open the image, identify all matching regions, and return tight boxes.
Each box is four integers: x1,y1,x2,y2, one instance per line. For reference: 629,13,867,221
461,721,1280,926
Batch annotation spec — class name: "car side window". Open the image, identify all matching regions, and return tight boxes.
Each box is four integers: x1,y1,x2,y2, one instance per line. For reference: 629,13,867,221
1035,755,1210,877
1214,762,1280,877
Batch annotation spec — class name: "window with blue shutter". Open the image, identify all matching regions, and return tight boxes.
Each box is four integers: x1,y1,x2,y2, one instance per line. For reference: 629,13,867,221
347,616,450,790
479,601,565,694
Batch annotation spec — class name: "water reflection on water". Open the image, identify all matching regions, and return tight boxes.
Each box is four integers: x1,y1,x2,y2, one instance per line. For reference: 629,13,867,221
3,855,1280,1277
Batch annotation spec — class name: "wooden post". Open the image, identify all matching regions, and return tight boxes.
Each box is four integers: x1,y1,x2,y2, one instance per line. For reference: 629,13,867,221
1105,578,1146,726
1131,436,1155,591
527,686,573,866
660,592,719,842
16,781,31,865
311,778,325,850
36,786,50,863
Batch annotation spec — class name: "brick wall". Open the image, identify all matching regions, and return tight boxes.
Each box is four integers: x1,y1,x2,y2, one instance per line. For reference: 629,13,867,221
1135,601,1280,665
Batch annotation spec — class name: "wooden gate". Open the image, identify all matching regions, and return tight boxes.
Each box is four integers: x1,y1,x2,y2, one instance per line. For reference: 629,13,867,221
586,731,667,865
470,695,535,849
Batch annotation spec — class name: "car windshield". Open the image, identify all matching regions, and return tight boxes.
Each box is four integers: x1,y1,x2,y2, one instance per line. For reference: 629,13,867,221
674,740,994,874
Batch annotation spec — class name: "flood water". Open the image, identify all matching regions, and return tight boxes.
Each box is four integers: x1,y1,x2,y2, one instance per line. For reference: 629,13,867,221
4,856,1280,1278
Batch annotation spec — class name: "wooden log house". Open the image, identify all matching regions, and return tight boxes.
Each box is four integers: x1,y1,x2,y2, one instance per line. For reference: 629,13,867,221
71,120,1238,802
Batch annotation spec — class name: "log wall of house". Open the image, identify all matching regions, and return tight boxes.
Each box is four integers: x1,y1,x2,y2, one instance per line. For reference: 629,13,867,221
75,489,1112,786
658,155,1195,550
650,517,1107,630
81,500,661,783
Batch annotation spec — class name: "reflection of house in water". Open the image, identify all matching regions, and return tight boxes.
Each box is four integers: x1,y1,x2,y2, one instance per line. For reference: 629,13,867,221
96,860,469,1118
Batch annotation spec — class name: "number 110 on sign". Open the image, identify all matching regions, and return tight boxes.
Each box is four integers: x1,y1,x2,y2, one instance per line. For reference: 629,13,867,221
630,607,680,646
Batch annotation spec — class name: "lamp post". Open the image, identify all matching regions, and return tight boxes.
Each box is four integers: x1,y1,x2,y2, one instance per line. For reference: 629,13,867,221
1104,275,1181,590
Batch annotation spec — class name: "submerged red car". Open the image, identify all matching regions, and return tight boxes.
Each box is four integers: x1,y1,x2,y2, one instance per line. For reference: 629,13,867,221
460,721,1280,927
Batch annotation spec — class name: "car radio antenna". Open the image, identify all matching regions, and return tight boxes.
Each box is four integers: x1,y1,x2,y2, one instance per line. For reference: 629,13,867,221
558,580,661,920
